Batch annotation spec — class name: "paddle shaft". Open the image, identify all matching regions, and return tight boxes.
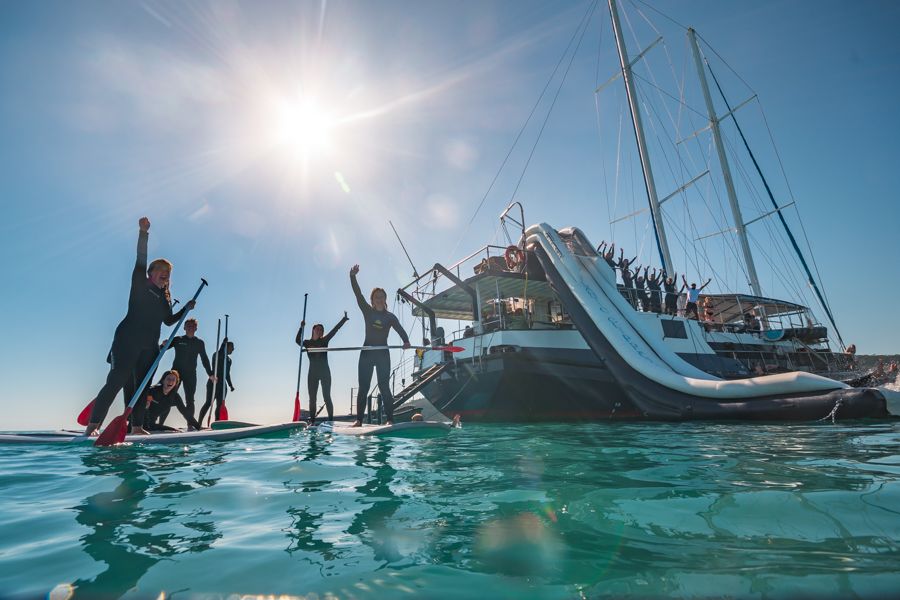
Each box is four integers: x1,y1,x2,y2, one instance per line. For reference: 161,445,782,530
221,314,230,408
303,345,460,353
207,318,222,427
295,293,308,398
126,279,208,411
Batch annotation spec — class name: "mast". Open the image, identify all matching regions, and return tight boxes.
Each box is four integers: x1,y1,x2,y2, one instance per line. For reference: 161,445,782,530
608,0,673,274
688,28,763,297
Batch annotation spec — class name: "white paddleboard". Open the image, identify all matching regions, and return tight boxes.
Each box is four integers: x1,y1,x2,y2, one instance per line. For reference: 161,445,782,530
316,421,451,437
0,421,306,445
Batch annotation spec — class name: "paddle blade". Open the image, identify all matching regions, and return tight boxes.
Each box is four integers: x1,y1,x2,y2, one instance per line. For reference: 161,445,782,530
77,400,95,426
94,409,131,447
436,345,465,353
292,393,301,422
219,403,229,421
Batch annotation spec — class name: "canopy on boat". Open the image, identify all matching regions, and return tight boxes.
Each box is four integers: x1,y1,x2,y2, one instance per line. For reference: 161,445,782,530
701,293,811,324
413,272,558,321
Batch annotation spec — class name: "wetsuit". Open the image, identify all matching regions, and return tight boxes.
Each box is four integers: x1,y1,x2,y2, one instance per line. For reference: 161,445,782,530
620,265,636,309
635,276,650,312
199,345,233,424
351,272,410,423
297,316,349,422
140,384,201,431
647,274,662,313
89,229,188,426
167,335,212,421
663,274,678,315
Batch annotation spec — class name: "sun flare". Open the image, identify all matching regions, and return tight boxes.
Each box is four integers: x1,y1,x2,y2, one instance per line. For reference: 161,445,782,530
268,97,337,161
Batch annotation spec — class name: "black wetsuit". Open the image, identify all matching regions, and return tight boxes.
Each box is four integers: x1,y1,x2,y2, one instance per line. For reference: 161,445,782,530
89,229,188,425
635,276,650,312
167,335,212,420
351,273,410,423
620,266,636,309
663,274,679,315
199,346,233,424
647,275,662,313
140,384,201,431
297,316,348,422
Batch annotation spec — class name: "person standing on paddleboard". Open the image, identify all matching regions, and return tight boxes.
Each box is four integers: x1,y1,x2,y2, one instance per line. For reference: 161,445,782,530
199,339,234,424
84,217,196,436
139,370,202,432
163,318,214,424
297,312,349,424
350,264,410,427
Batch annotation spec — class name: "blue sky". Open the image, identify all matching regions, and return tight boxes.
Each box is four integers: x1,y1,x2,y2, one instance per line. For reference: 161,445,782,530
2,0,898,429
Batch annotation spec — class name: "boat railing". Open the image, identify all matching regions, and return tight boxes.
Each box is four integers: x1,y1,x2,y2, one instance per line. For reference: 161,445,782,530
400,244,515,298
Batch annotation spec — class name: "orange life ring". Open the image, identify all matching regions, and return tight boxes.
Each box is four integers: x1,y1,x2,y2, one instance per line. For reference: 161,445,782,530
505,245,525,270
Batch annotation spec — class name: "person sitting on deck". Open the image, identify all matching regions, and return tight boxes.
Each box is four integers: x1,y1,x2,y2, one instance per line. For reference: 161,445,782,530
681,275,711,320
743,310,761,333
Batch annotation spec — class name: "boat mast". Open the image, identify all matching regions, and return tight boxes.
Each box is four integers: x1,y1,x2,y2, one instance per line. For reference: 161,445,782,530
687,28,763,297
607,0,673,274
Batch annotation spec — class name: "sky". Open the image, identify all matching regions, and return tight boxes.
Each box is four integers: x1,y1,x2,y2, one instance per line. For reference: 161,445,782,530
1,0,898,429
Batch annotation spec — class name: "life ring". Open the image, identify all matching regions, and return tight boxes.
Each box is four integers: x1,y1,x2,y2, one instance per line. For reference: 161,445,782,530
505,245,525,270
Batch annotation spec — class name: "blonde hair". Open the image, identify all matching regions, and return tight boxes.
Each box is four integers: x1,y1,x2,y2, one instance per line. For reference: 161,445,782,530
147,258,173,303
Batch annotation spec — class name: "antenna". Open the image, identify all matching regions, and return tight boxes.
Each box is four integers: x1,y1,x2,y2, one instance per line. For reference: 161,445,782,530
389,220,419,278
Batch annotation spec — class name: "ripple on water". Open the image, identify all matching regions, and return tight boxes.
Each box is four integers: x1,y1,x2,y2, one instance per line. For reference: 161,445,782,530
1,422,899,598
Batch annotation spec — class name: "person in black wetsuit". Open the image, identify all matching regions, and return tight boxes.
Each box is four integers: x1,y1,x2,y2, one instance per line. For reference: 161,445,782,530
350,264,410,426
646,268,663,313
199,340,235,424
619,258,637,309
139,370,202,431
662,272,679,316
84,217,195,436
635,267,650,312
163,318,214,423
296,312,349,424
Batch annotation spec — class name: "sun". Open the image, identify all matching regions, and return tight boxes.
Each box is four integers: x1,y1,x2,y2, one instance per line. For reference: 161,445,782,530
268,96,337,161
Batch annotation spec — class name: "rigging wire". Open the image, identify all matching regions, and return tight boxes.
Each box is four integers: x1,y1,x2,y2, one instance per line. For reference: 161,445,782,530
449,0,600,260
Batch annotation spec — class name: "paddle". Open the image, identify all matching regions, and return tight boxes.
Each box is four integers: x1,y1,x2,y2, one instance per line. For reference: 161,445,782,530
95,279,208,447
293,293,309,422
303,344,464,353
218,314,230,421
206,317,222,427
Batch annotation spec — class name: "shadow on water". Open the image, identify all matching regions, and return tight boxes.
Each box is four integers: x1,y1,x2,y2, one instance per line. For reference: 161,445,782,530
70,446,224,599
347,440,404,565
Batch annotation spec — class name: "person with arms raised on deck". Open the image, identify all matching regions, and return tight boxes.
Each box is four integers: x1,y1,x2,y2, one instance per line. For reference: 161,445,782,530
682,275,712,320
163,318,214,424
350,264,410,427
297,312,349,424
83,217,196,436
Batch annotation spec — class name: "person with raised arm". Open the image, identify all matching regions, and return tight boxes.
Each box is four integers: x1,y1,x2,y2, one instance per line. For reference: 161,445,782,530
662,271,679,316
83,217,195,436
681,275,712,320
296,312,349,424
350,264,410,426
646,268,663,313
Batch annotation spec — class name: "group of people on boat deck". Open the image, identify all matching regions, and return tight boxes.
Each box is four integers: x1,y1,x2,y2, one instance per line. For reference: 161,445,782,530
597,241,713,320
82,217,411,436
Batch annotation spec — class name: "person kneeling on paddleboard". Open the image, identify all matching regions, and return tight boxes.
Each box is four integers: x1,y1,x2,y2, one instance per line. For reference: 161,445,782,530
350,264,410,427
139,370,202,432
297,312,349,424
84,217,196,437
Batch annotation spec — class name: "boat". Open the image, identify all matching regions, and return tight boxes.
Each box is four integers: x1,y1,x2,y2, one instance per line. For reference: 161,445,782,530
0,422,307,445
376,1,891,423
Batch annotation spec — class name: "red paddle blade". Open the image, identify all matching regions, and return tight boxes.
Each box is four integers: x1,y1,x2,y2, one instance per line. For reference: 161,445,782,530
94,410,131,447
292,393,301,422
433,345,465,353
77,400,95,426
219,403,229,421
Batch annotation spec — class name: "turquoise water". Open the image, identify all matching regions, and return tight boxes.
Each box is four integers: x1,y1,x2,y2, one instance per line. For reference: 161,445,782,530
2,422,899,599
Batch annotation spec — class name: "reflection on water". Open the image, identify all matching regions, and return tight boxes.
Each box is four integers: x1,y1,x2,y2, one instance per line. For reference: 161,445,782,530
0,422,898,598
71,447,223,598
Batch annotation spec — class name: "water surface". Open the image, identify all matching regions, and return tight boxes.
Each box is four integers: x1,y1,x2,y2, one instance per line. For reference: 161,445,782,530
1,422,899,599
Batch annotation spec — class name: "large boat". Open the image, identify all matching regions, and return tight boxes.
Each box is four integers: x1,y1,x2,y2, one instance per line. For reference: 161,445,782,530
378,1,890,422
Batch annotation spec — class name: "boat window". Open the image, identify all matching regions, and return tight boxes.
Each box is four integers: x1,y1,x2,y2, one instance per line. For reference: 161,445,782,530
661,319,687,339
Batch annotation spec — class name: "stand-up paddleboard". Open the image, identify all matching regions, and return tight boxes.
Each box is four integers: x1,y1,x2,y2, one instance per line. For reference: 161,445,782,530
210,420,259,430
316,421,451,438
0,422,306,445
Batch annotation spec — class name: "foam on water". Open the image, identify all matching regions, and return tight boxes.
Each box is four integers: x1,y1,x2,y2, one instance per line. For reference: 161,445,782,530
2,422,899,598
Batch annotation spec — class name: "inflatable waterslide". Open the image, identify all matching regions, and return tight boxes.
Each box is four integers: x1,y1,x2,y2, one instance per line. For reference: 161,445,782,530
525,224,888,420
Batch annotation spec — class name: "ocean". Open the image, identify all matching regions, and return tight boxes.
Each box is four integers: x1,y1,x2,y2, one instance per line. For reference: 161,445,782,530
2,421,899,599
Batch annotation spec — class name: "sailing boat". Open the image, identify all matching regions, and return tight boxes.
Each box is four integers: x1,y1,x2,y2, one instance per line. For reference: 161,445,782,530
377,0,891,422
